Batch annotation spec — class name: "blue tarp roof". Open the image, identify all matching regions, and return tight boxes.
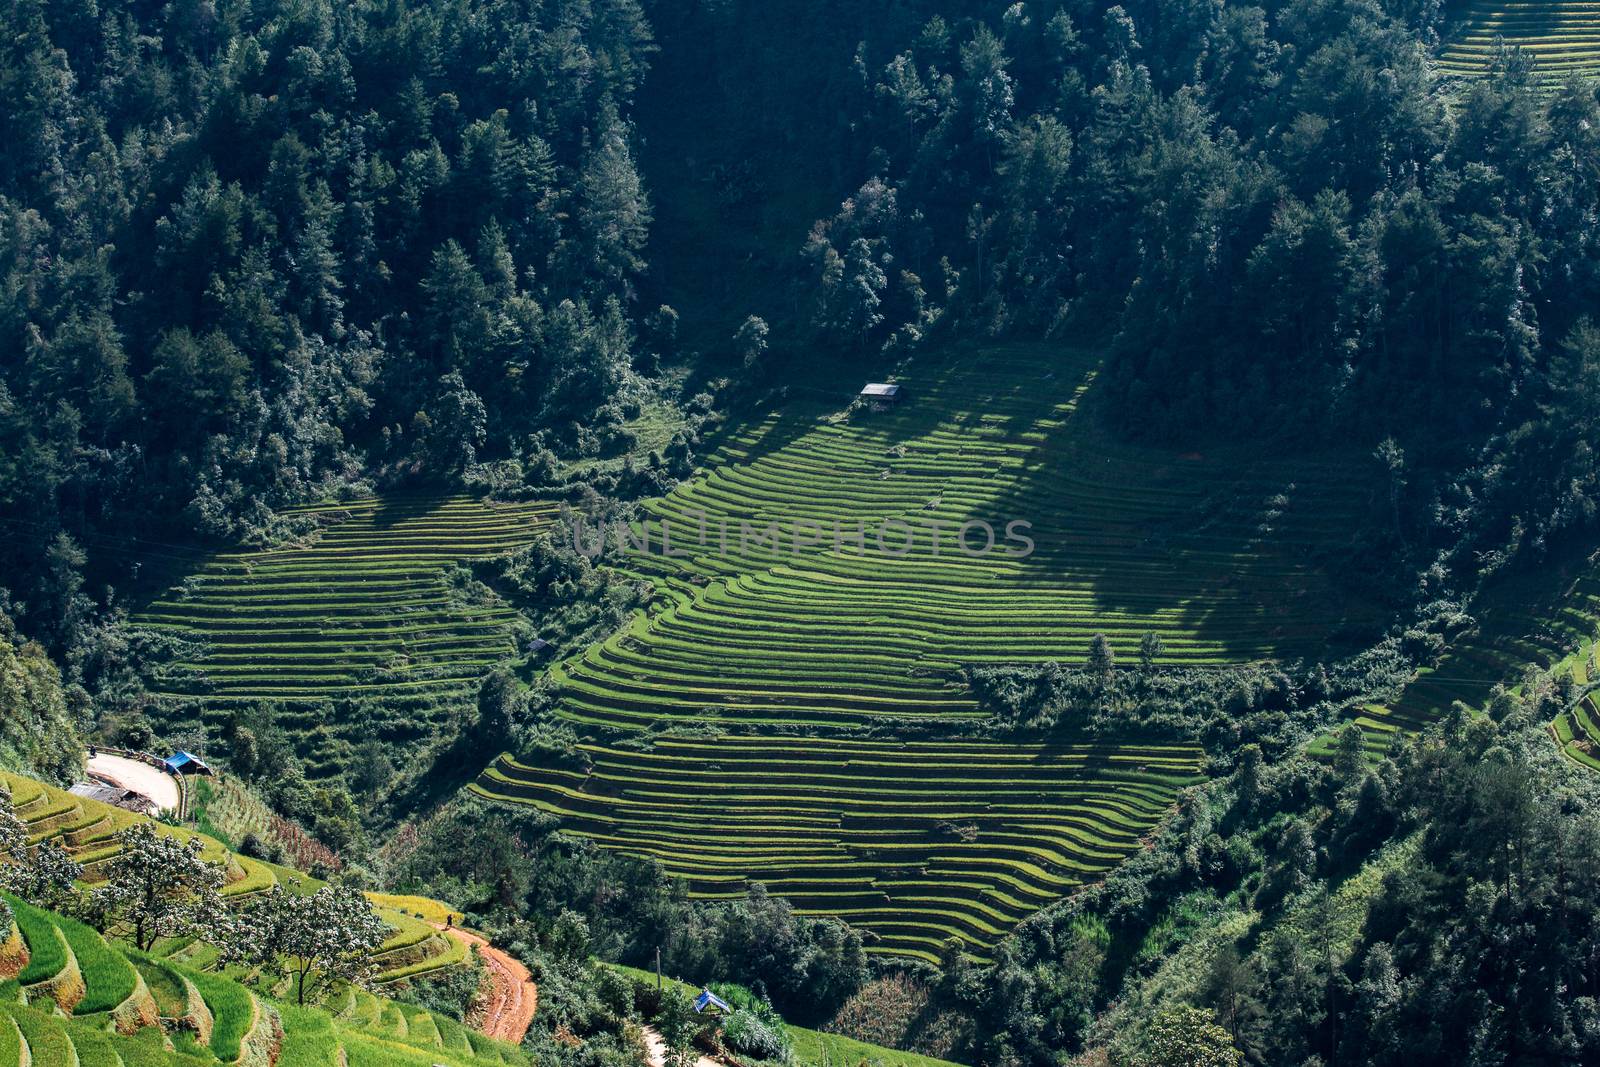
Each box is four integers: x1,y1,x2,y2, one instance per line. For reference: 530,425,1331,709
694,990,731,1014
164,751,203,771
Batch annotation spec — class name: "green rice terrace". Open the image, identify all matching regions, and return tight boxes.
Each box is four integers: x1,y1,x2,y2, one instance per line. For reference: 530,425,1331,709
552,346,1380,732
133,494,555,776
479,737,1202,963
0,767,527,1065
1440,0,1600,80
0,893,530,1067
1,770,472,987
473,345,1389,963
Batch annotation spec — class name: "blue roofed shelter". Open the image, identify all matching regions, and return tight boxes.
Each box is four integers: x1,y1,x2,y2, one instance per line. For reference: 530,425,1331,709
694,989,731,1015
163,751,214,776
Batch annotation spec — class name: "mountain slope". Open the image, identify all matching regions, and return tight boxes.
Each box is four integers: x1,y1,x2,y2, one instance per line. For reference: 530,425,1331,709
475,344,1387,961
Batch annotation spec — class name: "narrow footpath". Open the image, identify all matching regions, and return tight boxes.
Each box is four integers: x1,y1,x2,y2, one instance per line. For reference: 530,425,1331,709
641,1025,722,1067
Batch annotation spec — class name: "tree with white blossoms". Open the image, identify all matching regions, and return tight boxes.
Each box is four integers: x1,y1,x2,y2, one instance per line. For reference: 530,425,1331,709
223,884,391,1005
89,823,226,951
0,787,82,910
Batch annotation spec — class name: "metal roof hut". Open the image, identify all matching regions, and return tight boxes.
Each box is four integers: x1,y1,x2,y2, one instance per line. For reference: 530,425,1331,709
859,382,902,408
693,989,732,1015
163,751,214,776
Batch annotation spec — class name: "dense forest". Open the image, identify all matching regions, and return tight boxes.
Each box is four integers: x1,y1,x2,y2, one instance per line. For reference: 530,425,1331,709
6,0,1600,1064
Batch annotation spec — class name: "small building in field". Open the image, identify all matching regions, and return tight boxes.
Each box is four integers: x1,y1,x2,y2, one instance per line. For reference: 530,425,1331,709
694,989,732,1015
163,751,213,776
859,382,902,404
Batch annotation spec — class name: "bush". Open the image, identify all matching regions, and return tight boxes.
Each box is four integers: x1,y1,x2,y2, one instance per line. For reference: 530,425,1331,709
721,1008,792,1062
709,983,793,1063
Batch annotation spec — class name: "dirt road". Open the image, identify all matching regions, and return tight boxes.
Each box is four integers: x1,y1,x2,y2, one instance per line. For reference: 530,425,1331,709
86,753,181,814
641,1025,722,1067
434,924,537,1044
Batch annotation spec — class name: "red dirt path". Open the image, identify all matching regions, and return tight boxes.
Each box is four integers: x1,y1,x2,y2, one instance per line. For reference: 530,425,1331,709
434,924,537,1044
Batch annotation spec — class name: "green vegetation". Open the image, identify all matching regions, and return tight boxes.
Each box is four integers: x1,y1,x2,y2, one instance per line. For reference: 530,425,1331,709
134,956,190,1017
552,349,1378,733
1,897,530,1067
13,901,67,986
55,912,138,1013
189,968,256,1061
10,1005,77,1067
0,616,80,787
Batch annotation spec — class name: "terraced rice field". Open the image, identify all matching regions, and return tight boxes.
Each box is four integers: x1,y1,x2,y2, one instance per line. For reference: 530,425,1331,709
477,345,1383,961
1440,1,1600,80
476,737,1202,962
134,494,554,775
3,770,469,984
1552,643,1600,765
551,347,1380,732
1,894,530,1067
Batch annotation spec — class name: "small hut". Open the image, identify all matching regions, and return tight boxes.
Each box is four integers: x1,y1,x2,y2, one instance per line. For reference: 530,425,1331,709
694,989,732,1015
859,383,902,410
163,751,214,777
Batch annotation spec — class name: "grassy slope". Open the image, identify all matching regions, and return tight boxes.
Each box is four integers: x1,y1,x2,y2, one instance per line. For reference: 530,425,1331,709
476,344,1385,962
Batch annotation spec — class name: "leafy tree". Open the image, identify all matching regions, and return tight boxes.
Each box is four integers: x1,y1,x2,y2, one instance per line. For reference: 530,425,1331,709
1086,633,1116,686
836,238,886,346
958,25,1014,172
734,315,769,369
577,115,651,289
88,824,226,951
416,370,488,472
1138,1005,1243,1067
1139,632,1165,670
225,884,390,1004
0,786,81,909
655,988,701,1067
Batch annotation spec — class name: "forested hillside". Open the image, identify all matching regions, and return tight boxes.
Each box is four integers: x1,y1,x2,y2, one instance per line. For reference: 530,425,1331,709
7,0,1600,1065
0,0,658,664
